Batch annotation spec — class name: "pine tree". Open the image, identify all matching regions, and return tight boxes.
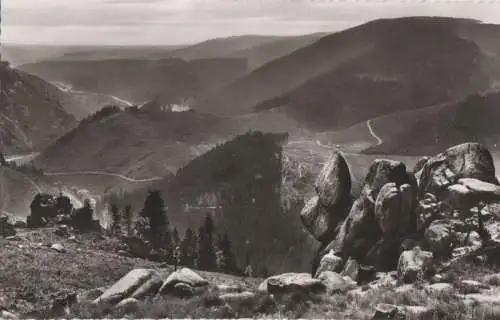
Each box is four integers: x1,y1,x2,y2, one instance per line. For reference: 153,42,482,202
123,204,133,236
110,204,121,236
197,214,217,271
218,232,237,274
55,193,73,216
137,190,171,257
73,199,94,231
172,228,180,247
180,228,196,268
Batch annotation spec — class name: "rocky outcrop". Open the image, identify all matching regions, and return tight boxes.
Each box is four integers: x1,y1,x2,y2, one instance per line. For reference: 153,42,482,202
301,151,352,244
361,159,414,202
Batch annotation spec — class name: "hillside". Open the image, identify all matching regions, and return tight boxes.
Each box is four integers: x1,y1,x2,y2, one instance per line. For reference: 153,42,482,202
0,63,77,153
35,106,232,183
17,57,247,105
221,33,327,70
363,90,500,156
194,17,495,129
100,132,320,275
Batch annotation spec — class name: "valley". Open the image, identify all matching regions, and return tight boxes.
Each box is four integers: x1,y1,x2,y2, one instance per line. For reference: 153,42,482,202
3,14,500,319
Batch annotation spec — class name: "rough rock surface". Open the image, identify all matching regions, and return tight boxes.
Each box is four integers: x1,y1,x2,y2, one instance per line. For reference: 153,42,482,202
314,250,343,277
94,269,159,305
314,151,352,209
374,182,416,235
259,273,325,294
361,159,413,202
424,219,467,258
159,268,209,295
301,151,352,244
418,143,498,199
325,196,380,260
316,271,356,294
397,247,433,284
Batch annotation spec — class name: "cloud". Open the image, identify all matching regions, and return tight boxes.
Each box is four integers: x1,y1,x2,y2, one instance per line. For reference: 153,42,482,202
3,0,500,45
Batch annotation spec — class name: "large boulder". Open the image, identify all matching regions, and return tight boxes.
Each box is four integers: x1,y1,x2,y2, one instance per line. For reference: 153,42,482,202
314,151,351,209
258,273,325,294
374,182,416,236
158,268,209,295
301,151,352,244
418,143,498,199
94,269,160,305
300,196,335,243
397,247,434,284
323,196,381,260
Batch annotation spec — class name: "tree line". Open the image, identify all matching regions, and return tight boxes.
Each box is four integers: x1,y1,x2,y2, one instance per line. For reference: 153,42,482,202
109,190,242,276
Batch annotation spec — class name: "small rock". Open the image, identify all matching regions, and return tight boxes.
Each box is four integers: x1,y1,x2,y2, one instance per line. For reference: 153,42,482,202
314,250,343,277
219,291,256,303
259,273,325,294
51,243,66,253
216,284,243,294
159,268,209,295
402,305,434,319
0,310,19,319
317,271,356,294
117,250,132,257
341,258,359,281
425,283,454,295
94,268,159,305
372,303,398,319
171,283,195,297
115,297,139,310
463,293,500,305
5,235,23,241
54,225,71,237
458,280,489,294
68,236,77,242
77,287,107,303
13,220,27,228
397,247,433,284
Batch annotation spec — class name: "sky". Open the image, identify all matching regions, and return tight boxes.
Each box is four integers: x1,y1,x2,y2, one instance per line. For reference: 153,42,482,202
2,0,500,45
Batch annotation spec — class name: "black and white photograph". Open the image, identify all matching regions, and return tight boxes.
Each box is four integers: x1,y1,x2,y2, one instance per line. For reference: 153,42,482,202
2,0,500,318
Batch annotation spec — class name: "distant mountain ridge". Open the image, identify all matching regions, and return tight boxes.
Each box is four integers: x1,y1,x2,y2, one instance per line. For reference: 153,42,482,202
194,17,499,131
18,57,248,106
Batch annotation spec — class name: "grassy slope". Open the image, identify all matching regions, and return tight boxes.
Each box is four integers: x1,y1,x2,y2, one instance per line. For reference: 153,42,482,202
3,228,500,319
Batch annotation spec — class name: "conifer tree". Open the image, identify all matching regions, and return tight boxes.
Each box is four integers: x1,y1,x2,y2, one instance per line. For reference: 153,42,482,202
123,204,133,236
110,204,121,236
197,214,217,271
137,190,171,257
180,228,196,268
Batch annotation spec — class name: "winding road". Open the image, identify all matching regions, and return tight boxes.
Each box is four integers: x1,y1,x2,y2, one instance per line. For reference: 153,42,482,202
366,119,383,146
44,171,163,183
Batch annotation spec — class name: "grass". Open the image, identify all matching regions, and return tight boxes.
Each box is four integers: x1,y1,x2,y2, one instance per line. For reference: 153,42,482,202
4,227,500,319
